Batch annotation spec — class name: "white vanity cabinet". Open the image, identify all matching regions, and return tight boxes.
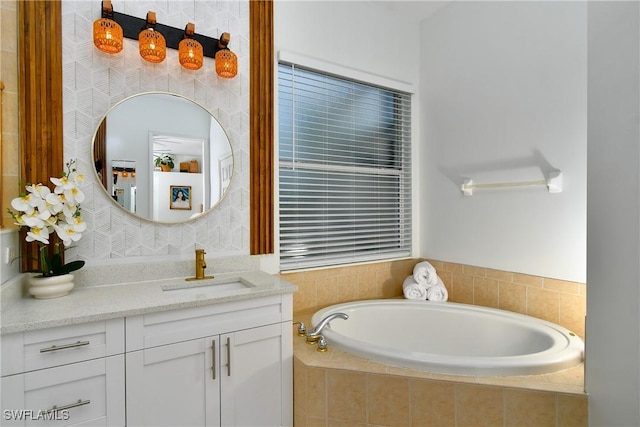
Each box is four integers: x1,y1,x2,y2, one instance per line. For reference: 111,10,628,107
0,319,126,426
125,294,293,427
0,276,295,427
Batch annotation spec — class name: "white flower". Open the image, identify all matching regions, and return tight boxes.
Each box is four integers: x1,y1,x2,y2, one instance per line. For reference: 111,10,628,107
26,183,51,199
45,192,65,214
54,222,83,246
50,175,73,192
8,159,86,274
21,208,48,229
25,227,50,245
68,171,85,186
70,216,87,233
63,185,85,205
11,193,37,213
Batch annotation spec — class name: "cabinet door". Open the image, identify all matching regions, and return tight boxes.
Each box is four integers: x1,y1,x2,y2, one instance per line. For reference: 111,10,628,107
1,355,125,427
126,338,220,427
220,323,292,427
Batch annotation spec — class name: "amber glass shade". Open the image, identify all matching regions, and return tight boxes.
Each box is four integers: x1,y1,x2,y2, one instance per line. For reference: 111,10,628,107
215,49,238,78
179,39,204,70
93,18,123,54
139,29,166,63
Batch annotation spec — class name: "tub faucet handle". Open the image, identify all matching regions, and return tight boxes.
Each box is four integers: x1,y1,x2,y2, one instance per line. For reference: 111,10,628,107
316,335,328,352
293,321,307,337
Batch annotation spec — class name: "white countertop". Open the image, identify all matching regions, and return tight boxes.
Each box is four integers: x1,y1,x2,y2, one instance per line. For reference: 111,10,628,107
0,270,297,335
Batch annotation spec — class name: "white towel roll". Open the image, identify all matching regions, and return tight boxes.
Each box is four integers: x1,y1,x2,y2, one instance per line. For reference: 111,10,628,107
426,278,449,302
413,261,439,287
402,276,427,300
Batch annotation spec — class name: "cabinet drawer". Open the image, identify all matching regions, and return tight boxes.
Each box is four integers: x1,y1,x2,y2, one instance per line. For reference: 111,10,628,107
1,355,125,427
1,319,125,376
126,294,293,351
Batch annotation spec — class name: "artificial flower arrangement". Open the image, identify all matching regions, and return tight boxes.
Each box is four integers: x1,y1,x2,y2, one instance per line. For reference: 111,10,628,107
8,159,87,277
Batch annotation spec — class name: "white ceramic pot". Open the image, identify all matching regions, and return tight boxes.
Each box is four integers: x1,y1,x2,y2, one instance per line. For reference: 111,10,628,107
27,274,74,299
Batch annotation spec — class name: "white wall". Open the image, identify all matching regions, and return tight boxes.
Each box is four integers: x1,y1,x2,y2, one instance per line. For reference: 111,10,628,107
419,1,587,283
586,2,640,425
275,1,421,85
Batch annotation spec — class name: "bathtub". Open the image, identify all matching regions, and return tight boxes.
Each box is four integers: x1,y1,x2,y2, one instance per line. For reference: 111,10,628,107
311,299,584,376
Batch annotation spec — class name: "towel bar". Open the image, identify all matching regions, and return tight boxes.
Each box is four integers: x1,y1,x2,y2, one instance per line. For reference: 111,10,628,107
461,170,562,196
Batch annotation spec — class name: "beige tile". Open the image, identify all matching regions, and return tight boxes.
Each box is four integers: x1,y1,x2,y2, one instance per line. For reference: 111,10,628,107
344,357,388,374
336,274,359,303
504,389,555,427
294,406,307,427
316,277,339,309
463,264,486,278
456,384,504,427
358,270,380,300
557,394,588,427
559,293,586,338
306,367,327,418
410,379,455,427
578,283,587,296
1,6,17,52
527,287,560,323
440,261,464,274
474,277,499,308
307,416,327,427
544,278,581,294
1,133,20,175
367,374,410,426
327,419,366,427
393,258,421,276
513,272,543,287
0,52,18,95
542,365,585,388
293,281,317,314
499,281,527,314
487,268,513,282
327,370,367,422
294,357,307,410
451,272,474,304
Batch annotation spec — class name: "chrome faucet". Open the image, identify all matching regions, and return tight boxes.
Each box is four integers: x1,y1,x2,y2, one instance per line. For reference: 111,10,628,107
306,312,348,344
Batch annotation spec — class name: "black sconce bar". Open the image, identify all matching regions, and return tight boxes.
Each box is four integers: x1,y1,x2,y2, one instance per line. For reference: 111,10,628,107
110,10,227,59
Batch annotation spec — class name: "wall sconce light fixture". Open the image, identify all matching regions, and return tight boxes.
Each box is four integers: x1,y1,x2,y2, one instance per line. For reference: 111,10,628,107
139,11,166,63
179,23,204,70
93,2,237,78
215,33,238,79
93,0,123,54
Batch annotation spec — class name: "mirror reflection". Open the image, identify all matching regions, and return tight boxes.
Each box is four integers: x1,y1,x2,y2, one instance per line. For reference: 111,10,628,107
93,92,233,223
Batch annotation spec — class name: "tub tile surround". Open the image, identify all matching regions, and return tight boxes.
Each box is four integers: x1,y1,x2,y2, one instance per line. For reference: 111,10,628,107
292,312,587,427
282,258,586,338
283,259,587,427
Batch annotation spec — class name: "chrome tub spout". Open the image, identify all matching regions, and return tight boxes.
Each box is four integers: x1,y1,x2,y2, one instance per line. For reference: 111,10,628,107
306,312,348,344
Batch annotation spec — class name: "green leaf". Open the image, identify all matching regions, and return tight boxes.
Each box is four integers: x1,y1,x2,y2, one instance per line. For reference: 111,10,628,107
50,253,63,274
59,260,85,274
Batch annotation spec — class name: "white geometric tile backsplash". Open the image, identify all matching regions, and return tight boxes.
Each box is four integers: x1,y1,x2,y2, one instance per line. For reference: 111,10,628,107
61,0,250,263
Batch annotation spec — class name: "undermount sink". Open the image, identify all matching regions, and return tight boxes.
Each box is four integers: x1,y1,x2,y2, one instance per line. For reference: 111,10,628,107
161,277,253,294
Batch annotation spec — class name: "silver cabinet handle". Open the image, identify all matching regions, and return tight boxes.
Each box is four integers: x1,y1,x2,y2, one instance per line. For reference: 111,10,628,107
226,337,231,377
40,341,90,353
211,340,216,380
47,399,90,413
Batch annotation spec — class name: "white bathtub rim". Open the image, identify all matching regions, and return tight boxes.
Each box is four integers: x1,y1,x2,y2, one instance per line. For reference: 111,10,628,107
312,299,584,377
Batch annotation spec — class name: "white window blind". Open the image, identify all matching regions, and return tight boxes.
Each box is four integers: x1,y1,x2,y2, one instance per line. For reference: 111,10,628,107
278,62,412,271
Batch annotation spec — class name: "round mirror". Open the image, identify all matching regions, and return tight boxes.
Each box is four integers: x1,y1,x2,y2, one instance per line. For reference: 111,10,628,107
92,92,233,223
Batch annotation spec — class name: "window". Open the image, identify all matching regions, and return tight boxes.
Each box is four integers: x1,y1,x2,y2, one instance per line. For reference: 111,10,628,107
278,62,412,270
